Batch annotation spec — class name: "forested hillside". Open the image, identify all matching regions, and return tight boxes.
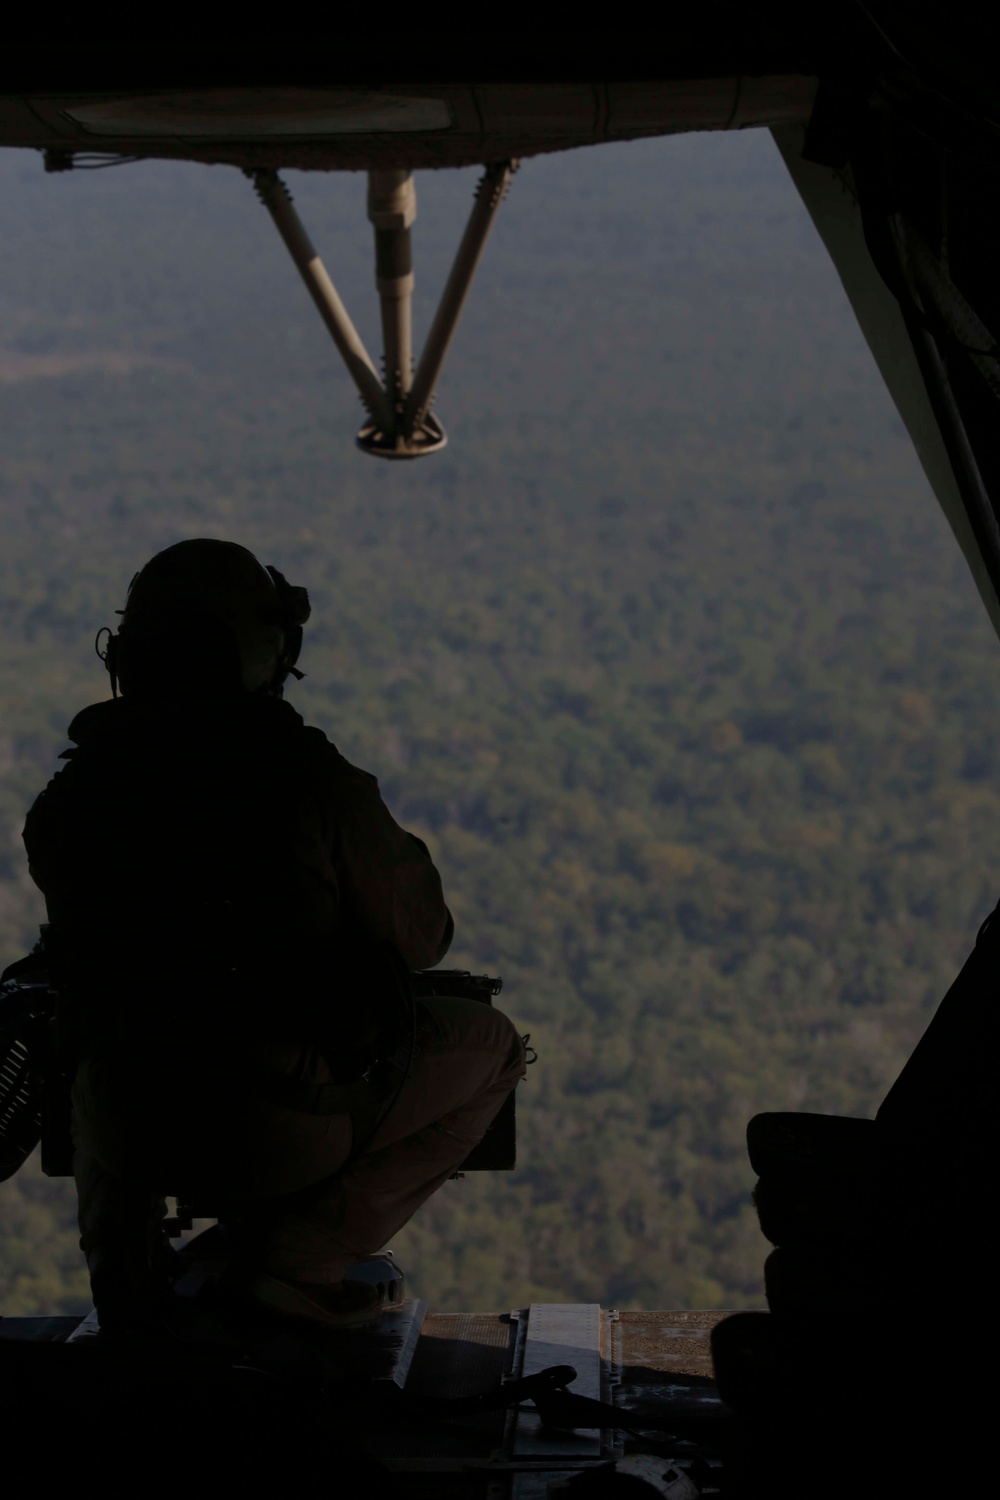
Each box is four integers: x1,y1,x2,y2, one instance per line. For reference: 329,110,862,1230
2,128,999,1316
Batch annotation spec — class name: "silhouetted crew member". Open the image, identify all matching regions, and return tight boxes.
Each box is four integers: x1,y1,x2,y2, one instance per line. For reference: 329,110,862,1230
23,539,525,1330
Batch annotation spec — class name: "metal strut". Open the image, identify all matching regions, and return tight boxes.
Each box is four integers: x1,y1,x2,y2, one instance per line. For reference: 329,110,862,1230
250,168,393,433
250,161,516,459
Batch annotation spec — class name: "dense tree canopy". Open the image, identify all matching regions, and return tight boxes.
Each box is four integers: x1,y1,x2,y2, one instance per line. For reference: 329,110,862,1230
1,128,998,1315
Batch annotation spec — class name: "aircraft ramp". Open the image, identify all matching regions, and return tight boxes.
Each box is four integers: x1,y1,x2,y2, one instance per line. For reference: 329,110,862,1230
0,1300,729,1495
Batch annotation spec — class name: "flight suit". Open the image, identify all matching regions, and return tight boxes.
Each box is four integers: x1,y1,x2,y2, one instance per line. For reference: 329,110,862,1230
23,693,525,1287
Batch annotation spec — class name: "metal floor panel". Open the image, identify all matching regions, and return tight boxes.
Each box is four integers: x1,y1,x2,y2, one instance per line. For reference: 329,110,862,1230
367,1311,518,1467
613,1308,731,1451
617,1309,728,1381
408,1312,517,1401
0,1315,85,1342
512,1303,604,1460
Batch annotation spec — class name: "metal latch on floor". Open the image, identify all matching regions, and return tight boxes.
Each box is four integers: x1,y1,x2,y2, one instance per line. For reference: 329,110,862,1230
249,161,517,458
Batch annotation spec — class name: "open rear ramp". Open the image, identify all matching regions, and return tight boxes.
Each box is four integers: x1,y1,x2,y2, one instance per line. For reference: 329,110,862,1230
1,1298,730,1496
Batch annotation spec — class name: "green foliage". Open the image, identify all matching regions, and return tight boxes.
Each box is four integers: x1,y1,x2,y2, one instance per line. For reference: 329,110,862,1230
0,1158,88,1315
2,130,999,1314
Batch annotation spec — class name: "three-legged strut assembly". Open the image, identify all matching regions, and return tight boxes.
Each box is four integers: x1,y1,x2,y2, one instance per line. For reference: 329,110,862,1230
250,161,516,459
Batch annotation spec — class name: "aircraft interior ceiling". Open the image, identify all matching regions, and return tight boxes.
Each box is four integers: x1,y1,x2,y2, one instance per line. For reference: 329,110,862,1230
0,79,821,170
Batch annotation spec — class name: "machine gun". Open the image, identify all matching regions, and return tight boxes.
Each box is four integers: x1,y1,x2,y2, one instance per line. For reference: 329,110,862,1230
0,946,56,1181
0,940,517,1184
410,967,503,1003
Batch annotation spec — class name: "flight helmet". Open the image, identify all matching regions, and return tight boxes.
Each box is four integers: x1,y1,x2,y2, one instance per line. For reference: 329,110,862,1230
102,539,311,697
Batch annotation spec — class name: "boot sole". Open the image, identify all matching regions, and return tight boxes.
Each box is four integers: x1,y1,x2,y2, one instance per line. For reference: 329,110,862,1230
243,1272,384,1331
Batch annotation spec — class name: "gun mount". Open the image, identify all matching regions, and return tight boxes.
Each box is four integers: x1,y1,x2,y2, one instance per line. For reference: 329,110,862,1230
250,161,516,459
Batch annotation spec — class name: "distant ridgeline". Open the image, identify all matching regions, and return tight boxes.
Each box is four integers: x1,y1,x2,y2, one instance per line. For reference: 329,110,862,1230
2,132,998,1315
